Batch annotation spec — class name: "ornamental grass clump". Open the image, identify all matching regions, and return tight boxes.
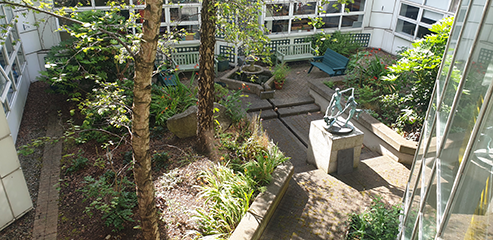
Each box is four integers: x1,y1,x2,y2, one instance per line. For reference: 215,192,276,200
194,115,289,238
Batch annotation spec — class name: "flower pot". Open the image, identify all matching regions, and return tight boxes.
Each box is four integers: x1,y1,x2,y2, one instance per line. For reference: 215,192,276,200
218,60,230,72
274,81,284,90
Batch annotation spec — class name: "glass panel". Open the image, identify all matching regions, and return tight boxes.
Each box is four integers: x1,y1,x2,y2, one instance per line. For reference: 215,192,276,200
169,0,199,3
0,70,6,94
396,19,416,36
0,48,6,68
2,101,6,114
417,25,433,38
170,7,199,21
176,25,199,40
265,20,289,34
0,8,5,27
161,9,166,22
421,10,443,25
291,18,313,32
4,7,13,24
293,2,316,15
11,58,19,85
426,0,448,11
54,0,91,8
438,3,493,221
266,3,290,17
17,47,25,68
442,99,493,239
403,177,422,239
400,4,419,20
320,1,341,14
346,0,365,12
11,27,19,43
6,81,13,103
422,170,438,239
341,15,363,28
320,16,339,29
95,0,130,6
5,36,13,59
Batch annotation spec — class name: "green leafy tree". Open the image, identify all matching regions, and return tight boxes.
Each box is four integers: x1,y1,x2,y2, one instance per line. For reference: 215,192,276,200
383,17,453,119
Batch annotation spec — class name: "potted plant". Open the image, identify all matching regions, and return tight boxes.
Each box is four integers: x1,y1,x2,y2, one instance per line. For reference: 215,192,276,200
216,54,230,72
273,63,290,89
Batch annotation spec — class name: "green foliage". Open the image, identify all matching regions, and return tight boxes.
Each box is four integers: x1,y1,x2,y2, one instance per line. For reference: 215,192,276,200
64,150,89,174
195,116,289,238
346,197,402,240
75,79,133,143
272,63,291,83
383,17,453,122
242,145,289,186
311,31,362,57
218,89,249,124
150,74,198,126
324,81,335,89
40,10,133,96
152,151,170,170
80,175,137,232
196,164,255,238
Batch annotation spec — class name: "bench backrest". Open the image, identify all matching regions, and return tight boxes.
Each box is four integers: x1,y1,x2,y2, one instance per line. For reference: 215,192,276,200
277,43,313,56
172,51,200,66
322,48,349,69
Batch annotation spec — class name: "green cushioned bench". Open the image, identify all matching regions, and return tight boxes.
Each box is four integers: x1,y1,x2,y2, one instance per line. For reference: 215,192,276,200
308,48,349,76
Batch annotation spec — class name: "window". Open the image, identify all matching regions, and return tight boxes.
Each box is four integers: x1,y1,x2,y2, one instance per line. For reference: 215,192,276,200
347,0,365,12
320,16,339,29
293,1,316,15
400,4,419,20
170,7,199,21
266,3,290,17
341,15,363,28
265,20,289,34
291,18,313,32
395,2,455,40
320,2,341,14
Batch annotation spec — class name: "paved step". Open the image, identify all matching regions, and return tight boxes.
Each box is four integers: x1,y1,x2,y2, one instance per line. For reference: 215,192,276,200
277,103,320,117
241,94,272,112
248,109,278,120
270,96,315,108
281,111,324,147
262,118,315,173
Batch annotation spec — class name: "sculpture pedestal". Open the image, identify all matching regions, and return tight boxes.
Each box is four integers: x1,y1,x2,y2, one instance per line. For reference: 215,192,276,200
307,119,364,174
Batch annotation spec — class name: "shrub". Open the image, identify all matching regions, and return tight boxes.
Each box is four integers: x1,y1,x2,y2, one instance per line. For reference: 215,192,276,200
79,175,137,232
346,197,402,240
64,150,89,174
311,31,362,57
218,88,249,124
242,145,289,187
150,74,198,126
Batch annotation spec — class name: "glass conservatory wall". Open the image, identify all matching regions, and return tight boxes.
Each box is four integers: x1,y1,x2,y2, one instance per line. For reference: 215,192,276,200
401,0,493,238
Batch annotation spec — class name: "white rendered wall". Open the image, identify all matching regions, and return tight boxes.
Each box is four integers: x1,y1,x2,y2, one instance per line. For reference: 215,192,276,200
0,109,33,231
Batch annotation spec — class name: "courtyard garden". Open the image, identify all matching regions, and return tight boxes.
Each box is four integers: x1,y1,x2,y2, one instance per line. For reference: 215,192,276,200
0,8,455,240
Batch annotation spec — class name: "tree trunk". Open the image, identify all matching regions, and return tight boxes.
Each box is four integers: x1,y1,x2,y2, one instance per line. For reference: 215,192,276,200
132,0,162,239
197,0,217,154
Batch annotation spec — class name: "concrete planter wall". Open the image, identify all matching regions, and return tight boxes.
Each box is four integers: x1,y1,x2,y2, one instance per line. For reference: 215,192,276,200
220,67,276,99
229,161,294,240
308,79,417,165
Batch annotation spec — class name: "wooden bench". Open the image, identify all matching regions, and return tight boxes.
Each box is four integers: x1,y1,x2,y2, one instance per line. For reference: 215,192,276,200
171,51,200,72
275,42,315,65
308,48,349,76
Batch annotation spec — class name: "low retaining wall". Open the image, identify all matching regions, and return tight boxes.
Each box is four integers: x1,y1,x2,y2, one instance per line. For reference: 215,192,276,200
220,67,276,99
308,79,417,165
230,160,294,240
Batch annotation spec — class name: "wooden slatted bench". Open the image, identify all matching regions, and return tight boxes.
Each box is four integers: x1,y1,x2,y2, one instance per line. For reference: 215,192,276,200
308,48,349,76
171,51,200,72
275,42,315,65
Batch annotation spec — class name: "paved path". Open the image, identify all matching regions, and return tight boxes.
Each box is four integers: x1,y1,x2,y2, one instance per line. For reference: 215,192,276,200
235,61,411,239
32,115,62,240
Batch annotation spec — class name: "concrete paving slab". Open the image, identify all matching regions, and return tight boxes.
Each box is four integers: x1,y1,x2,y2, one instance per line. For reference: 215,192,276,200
241,94,272,112
248,109,278,120
277,104,320,117
270,97,315,108
262,118,314,173
281,112,324,146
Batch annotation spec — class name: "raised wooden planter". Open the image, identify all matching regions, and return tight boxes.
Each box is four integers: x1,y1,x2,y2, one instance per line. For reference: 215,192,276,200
307,79,417,165
229,161,294,240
